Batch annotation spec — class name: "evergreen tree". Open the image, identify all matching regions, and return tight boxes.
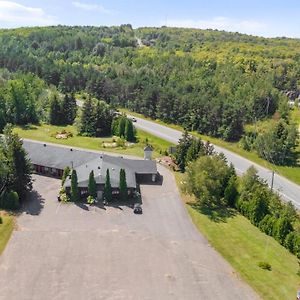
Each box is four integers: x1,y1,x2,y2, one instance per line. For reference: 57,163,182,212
186,138,204,164
0,96,7,132
118,116,126,138
3,125,32,200
70,169,80,202
274,217,293,244
103,169,112,202
61,166,70,186
79,96,95,136
94,100,113,137
224,175,238,207
88,170,97,198
62,93,77,125
49,94,62,125
119,168,127,201
125,119,135,142
174,130,192,172
111,118,119,136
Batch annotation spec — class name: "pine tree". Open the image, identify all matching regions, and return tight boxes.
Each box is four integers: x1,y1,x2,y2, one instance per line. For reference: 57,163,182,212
61,166,70,186
3,125,32,200
119,169,127,201
49,94,62,125
94,100,113,137
88,170,97,198
186,138,204,164
70,169,80,202
103,169,112,202
118,116,126,138
174,130,192,172
61,93,77,125
111,118,119,136
125,119,135,142
79,96,95,136
224,176,238,207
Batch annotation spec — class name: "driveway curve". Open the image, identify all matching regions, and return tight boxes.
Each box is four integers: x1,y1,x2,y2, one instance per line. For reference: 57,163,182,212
0,166,258,299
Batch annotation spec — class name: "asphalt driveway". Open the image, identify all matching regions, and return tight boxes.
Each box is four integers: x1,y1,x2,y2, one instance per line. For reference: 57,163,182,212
0,166,258,300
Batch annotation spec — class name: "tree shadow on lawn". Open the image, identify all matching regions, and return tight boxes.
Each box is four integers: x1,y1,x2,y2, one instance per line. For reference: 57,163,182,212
20,190,45,216
189,202,237,223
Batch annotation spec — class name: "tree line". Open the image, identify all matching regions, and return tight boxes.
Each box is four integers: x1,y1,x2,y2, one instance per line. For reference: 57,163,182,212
176,131,300,259
1,26,299,141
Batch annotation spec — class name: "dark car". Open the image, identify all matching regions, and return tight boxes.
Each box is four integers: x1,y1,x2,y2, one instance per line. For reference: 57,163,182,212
133,203,142,214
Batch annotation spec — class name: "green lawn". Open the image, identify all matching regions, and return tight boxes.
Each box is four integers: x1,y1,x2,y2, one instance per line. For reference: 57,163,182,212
173,172,300,299
14,124,173,158
121,108,300,185
187,205,299,300
0,214,14,255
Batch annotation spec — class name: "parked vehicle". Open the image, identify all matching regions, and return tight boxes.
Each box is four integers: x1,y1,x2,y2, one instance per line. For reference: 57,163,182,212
133,203,142,214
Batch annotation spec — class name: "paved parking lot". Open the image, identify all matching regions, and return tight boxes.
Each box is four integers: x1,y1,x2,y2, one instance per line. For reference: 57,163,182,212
0,165,258,300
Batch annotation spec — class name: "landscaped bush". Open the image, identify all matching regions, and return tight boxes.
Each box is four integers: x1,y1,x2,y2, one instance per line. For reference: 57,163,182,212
59,187,69,203
0,216,2,224
87,195,95,204
0,191,20,210
258,261,272,271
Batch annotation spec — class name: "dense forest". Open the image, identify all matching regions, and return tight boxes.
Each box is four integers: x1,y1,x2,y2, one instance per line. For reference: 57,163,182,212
0,25,299,145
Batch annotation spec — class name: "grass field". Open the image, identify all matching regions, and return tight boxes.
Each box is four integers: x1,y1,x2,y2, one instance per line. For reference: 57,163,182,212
121,108,300,185
14,124,173,158
173,172,300,299
0,214,14,255
188,206,299,300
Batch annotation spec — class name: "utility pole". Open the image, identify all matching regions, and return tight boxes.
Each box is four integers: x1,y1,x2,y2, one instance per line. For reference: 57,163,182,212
271,170,275,191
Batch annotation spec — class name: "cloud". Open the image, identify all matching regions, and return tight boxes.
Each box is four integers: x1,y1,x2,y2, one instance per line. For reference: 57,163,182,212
72,1,116,15
0,1,57,27
163,17,266,36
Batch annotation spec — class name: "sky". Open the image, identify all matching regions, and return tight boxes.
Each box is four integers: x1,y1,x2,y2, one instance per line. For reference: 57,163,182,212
0,0,300,38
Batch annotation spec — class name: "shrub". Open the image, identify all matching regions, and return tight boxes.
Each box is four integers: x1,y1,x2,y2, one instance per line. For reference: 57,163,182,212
0,191,20,210
224,176,238,207
259,214,276,236
6,191,20,210
87,195,95,205
0,216,2,224
60,192,69,203
284,231,296,253
273,217,293,245
116,138,126,148
258,261,272,271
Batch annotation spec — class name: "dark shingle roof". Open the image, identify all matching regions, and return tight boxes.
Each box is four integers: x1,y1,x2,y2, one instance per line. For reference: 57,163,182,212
23,140,157,189
23,140,98,169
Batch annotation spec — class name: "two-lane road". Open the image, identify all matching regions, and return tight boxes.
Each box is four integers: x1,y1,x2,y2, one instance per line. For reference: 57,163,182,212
130,115,300,209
